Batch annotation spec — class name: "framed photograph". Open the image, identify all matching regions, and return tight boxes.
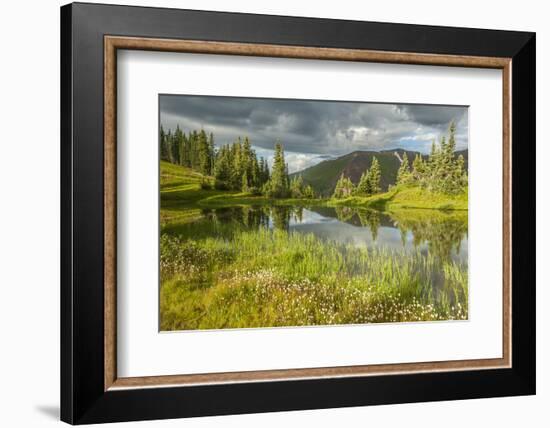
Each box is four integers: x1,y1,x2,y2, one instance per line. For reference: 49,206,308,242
61,2,535,424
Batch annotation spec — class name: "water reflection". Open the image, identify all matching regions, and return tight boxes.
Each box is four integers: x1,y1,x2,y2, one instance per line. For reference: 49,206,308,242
194,205,468,263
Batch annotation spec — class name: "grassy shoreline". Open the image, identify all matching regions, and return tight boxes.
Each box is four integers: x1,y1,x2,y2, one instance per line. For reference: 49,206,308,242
161,161,468,212
160,229,468,330
160,161,468,330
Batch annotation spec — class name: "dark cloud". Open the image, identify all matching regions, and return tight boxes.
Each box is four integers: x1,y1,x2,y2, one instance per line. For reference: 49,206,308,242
160,94,468,172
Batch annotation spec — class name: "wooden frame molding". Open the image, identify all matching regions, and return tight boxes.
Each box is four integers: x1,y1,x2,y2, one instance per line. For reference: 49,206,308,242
104,35,512,391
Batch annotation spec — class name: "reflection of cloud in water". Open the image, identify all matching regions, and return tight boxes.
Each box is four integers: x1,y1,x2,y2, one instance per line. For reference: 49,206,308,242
288,209,467,264
292,222,413,250
289,209,339,226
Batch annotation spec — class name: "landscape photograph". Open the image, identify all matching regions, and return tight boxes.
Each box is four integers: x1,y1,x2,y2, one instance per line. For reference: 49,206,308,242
159,95,469,331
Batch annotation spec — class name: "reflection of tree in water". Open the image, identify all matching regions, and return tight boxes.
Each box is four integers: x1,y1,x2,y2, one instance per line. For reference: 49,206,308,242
334,207,382,241
201,205,466,262
292,206,303,224
390,212,468,262
334,206,355,223
270,205,303,231
243,206,271,229
400,227,408,247
203,206,306,232
202,206,271,230
357,210,381,242
316,206,466,261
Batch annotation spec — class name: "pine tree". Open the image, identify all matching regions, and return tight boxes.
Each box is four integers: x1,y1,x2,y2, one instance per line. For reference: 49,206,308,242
333,174,344,198
290,175,304,198
356,170,372,195
189,130,199,169
242,137,252,182
412,154,426,182
159,125,170,161
454,154,467,189
267,143,289,198
230,139,243,190
250,154,261,189
180,133,189,166
208,132,215,174
197,129,211,175
408,121,467,194
332,174,355,199
369,157,381,193
396,153,412,185
214,145,231,189
303,184,315,199
172,125,182,166
241,170,250,193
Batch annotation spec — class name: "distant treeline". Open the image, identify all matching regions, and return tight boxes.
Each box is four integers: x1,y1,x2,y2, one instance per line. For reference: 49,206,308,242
396,122,467,194
160,126,315,198
332,122,467,198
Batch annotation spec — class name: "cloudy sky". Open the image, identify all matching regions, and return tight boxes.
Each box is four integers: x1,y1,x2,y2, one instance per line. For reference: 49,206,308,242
160,95,468,173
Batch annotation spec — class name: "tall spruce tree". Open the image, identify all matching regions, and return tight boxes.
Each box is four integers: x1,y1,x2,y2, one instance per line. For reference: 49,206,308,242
396,153,412,185
214,145,231,189
197,130,211,175
159,125,170,161
290,175,304,198
268,143,289,198
369,157,381,193
412,154,426,182
332,174,355,199
172,125,183,166
208,132,215,174
356,170,372,195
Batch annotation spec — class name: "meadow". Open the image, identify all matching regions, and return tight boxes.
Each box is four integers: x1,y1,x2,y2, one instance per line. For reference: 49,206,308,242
159,161,468,331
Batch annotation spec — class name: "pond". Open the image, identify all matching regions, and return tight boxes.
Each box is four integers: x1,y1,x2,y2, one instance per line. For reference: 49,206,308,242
160,204,469,330
167,205,468,264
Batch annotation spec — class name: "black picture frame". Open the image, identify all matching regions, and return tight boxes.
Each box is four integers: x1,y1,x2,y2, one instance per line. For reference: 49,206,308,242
61,2,535,424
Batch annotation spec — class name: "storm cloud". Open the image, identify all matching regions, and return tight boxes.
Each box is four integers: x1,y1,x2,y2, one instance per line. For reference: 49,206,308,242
160,95,468,173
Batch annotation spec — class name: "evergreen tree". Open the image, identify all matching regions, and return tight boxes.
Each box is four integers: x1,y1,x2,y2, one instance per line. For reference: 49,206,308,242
241,170,250,193
332,174,355,199
230,138,243,189
189,130,199,169
408,121,467,194
242,137,252,183
171,125,182,166
208,132,215,174
267,143,289,198
396,153,412,185
303,184,316,199
214,145,231,190
412,154,426,182
290,175,305,198
250,154,260,189
355,170,372,195
197,129,211,175
159,125,170,161
454,154,467,189
180,132,189,166
368,157,381,193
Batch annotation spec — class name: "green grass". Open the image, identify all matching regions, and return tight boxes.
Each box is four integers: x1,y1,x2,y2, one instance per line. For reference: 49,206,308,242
160,228,468,330
162,161,467,212
160,161,323,212
328,184,468,211
159,162,469,330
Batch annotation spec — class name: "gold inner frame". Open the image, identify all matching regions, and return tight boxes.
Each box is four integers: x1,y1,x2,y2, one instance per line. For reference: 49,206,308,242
104,35,512,391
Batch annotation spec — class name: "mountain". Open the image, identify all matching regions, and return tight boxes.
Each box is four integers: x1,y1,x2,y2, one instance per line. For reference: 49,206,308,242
290,148,468,197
